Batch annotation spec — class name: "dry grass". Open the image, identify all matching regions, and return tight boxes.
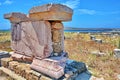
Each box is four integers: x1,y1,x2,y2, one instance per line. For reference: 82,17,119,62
0,31,12,51
64,32,120,80
0,31,120,80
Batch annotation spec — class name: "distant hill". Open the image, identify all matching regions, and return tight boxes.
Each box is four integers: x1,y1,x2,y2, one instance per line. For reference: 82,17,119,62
64,27,120,32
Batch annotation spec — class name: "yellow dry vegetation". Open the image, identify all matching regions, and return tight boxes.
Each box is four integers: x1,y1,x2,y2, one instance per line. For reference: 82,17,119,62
64,32,120,80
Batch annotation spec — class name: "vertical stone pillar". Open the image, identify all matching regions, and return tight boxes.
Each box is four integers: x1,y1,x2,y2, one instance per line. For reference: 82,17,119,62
51,21,64,56
4,13,34,62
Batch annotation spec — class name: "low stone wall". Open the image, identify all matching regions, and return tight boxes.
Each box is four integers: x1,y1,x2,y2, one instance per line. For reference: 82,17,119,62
0,57,87,80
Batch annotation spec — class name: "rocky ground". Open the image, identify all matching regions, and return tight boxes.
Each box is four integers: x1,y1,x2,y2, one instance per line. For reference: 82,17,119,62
0,32,120,80
64,33,120,80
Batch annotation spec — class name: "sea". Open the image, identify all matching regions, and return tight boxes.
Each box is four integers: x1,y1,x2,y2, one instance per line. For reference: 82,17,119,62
64,29,113,33
0,28,119,33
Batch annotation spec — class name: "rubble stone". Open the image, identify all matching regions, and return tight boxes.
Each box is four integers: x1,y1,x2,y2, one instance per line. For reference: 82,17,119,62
0,51,10,66
1,57,13,68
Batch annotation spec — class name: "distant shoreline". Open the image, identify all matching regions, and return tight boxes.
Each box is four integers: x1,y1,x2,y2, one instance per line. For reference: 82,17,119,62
0,28,120,33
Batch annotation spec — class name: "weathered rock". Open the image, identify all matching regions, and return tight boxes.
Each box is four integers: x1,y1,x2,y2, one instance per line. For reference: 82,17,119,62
0,51,10,66
95,39,102,43
29,4,73,21
4,12,30,23
30,70,41,80
1,57,13,68
40,75,52,80
65,60,87,74
51,21,63,30
51,22,64,54
114,49,120,58
52,30,62,42
8,61,19,71
64,71,74,79
11,21,53,61
31,21,53,59
90,76,104,80
53,42,62,53
11,53,23,61
25,70,31,80
0,67,26,80
117,74,120,80
31,58,64,79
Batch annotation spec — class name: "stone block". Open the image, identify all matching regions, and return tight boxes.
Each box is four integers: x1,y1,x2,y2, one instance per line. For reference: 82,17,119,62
25,70,32,80
0,51,10,66
0,67,26,80
11,53,23,61
40,75,52,80
64,71,73,79
8,61,19,71
53,42,62,53
52,30,62,42
1,57,13,68
114,49,120,58
29,4,73,21
51,21,63,30
30,70,41,80
0,68,3,75
65,60,87,75
30,58,64,79
4,12,30,23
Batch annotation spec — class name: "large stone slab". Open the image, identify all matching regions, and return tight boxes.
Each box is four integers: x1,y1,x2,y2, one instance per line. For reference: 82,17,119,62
4,12,30,23
29,4,73,21
11,21,53,61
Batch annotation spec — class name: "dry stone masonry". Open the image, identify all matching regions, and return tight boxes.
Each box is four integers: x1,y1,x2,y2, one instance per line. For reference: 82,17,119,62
2,4,87,80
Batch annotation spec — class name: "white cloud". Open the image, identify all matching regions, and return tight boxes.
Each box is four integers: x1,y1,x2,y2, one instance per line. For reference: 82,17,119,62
4,0,13,5
78,9,96,15
98,11,120,15
78,9,120,15
63,0,80,9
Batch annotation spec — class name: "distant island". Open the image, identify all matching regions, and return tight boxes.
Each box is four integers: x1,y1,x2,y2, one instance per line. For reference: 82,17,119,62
64,27,120,33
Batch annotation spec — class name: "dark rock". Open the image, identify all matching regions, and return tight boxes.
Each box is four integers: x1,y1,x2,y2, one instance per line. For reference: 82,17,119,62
66,60,87,74
64,60,87,80
0,51,10,66
114,49,120,58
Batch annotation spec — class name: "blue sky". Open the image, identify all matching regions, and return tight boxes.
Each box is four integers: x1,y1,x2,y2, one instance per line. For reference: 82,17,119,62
0,0,120,30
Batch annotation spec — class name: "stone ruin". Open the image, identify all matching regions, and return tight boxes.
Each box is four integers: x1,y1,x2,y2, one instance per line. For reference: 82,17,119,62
2,4,87,79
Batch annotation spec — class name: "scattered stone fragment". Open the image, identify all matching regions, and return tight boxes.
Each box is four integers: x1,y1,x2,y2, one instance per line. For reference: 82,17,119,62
8,61,19,71
1,57,13,68
40,75,52,80
114,49,120,58
0,51,10,66
0,67,26,80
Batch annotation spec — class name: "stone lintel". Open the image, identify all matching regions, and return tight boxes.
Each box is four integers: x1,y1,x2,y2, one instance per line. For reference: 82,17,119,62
4,12,30,23
29,4,73,21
